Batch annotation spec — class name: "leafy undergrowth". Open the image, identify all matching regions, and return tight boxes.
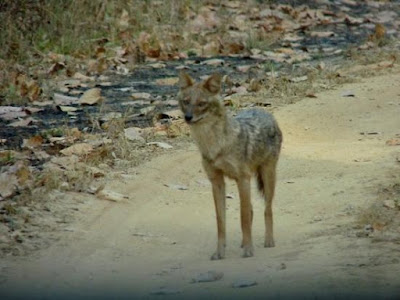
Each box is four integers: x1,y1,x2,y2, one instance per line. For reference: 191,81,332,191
1,0,398,105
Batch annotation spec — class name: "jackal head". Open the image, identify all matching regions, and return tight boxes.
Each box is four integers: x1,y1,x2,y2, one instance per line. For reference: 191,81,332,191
177,71,223,125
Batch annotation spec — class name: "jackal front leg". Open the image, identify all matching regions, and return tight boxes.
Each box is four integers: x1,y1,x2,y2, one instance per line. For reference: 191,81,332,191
209,170,226,260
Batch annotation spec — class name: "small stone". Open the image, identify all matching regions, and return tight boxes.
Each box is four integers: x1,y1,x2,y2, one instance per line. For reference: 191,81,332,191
237,65,252,73
313,216,322,222
97,189,129,202
147,142,173,149
277,262,287,270
150,287,181,295
164,183,188,190
363,224,374,235
383,200,396,209
149,63,166,69
191,271,224,283
232,279,257,288
290,75,308,83
87,182,105,194
60,182,70,190
341,90,355,97
124,127,145,143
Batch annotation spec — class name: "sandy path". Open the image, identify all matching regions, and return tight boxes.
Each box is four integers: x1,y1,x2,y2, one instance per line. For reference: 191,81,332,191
1,73,400,299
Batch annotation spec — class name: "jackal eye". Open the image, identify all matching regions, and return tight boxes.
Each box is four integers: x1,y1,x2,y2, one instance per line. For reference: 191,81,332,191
182,98,190,105
197,101,207,108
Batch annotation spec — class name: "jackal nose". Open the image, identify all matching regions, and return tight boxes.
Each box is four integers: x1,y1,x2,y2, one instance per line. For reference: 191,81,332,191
184,114,193,122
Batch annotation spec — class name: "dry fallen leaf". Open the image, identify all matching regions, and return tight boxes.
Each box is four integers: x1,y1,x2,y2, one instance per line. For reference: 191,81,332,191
190,7,220,32
309,31,335,38
383,200,396,209
79,88,103,105
167,119,190,137
290,75,308,83
306,92,317,98
117,9,130,29
149,63,166,69
0,173,18,200
54,93,79,105
0,106,27,120
48,62,66,75
317,62,325,70
165,100,179,106
47,155,80,170
60,143,94,156
73,72,94,82
16,164,31,185
124,127,145,142
377,60,395,69
8,117,36,127
66,127,83,140
232,86,248,95
248,78,262,92
100,112,122,122
155,77,179,86
344,15,364,25
386,138,400,146
21,135,44,149
202,41,221,56
97,189,129,202
140,106,155,116
372,222,386,231
58,105,79,113
226,42,245,55
33,150,50,160
201,58,225,66
157,109,182,120
90,167,105,178
237,65,252,73
131,92,152,100
20,79,42,102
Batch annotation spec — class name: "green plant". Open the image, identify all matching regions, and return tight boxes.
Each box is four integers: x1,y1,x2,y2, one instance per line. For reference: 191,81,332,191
0,151,15,166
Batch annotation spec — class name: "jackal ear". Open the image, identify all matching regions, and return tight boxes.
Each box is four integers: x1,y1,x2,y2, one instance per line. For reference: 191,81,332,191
203,73,222,94
178,71,194,89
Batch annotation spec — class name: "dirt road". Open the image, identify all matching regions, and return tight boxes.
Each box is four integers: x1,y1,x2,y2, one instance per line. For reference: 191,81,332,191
1,72,400,299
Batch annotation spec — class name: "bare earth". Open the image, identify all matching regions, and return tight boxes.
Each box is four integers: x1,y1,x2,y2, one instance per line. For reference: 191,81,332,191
1,72,400,299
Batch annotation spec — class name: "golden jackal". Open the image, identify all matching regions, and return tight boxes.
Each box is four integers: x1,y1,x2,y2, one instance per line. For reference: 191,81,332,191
178,71,282,260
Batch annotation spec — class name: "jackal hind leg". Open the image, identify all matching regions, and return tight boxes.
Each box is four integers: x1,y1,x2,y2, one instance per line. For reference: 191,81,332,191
260,161,278,248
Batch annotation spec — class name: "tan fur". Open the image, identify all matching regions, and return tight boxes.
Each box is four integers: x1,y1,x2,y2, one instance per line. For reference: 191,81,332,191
178,71,282,259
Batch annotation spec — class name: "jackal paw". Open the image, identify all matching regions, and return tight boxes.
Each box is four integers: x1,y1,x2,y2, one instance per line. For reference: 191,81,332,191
242,245,254,258
211,250,225,260
264,238,275,248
